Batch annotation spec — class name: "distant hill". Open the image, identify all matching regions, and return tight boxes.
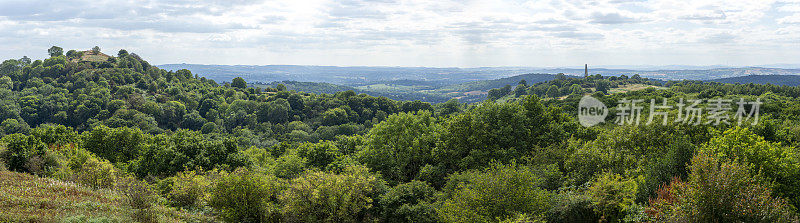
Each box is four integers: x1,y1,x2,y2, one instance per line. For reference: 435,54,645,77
255,81,453,103
440,73,558,92
706,75,800,86
157,64,536,86
433,73,560,103
159,64,800,85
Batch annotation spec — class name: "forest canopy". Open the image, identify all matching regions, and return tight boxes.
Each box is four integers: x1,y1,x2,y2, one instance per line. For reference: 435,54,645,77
1,47,800,222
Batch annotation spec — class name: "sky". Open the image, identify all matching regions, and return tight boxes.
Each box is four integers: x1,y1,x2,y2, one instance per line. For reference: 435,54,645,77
0,0,798,67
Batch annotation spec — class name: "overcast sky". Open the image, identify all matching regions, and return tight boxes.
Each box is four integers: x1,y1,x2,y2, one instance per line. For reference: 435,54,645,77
0,0,798,67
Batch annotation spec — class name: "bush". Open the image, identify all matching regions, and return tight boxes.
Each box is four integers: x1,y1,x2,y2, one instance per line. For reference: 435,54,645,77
545,190,599,223
166,169,212,208
208,168,283,222
700,127,800,208
272,152,306,179
116,176,158,223
379,180,438,223
647,152,798,222
73,157,118,189
437,162,553,223
0,133,53,174
281,165,384,223
585,172,638,222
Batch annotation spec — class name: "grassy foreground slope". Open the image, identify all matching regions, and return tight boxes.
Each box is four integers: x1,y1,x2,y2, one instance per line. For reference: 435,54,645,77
0,171,209,223
0,170,123,222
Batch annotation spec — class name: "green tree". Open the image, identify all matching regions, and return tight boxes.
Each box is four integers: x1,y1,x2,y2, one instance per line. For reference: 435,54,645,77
0,133,50,174
546,85,559,98
92,46,101,54
700,127,800,209
570,84,582,95
81,125,145,163
357,110,437,183
118,49,129,58
513,84,527,97
437,163,552,223
281,165,384,223
208,168,284,222
232,77,247,89
379,181,437,223
648,152,798,223
48,46,63,57
585,172,638,222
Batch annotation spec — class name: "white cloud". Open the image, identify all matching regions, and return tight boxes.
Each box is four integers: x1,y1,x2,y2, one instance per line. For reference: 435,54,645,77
0,0,796,67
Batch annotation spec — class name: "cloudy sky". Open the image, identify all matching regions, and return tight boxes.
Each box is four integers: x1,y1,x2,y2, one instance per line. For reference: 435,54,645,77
0,0,798,67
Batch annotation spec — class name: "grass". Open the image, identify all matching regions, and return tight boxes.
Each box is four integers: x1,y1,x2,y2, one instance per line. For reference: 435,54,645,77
0,171,124,222
0,171,215,222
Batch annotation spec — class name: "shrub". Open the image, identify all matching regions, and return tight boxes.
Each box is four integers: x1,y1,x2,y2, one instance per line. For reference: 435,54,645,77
498,213,546,223
116,176,158,223
73,157,119,189
545,190,599,223
272,152,306,179
1,133,52,174
379,180,438,223
647,152,798,222
700,127,800,208
437,162,554,223
585,172,638,222
281,165,384,223
166,169,212,208
208,168,283,222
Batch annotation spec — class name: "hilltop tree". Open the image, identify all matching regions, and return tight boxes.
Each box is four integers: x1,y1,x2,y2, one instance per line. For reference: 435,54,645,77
92,46,101,54
47,46,63,57
570,84,582,95
546,85,559,98
231,77,247,89
66,50,79,59
514,84,527,97
596,80,610,94
118,49,129,58
18,56,31,65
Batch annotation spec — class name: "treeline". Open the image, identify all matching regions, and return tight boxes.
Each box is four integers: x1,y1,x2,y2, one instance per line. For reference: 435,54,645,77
0,48,450,148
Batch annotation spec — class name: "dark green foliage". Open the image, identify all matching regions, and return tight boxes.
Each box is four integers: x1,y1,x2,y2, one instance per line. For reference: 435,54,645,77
357,110,438,183
431,96,574,185
437,162,553,223
379,181,438,223
232,77,247,89
2,48,800,222
1,134,55,174
48,46,64,57
296,141,341,169
82,125,144,163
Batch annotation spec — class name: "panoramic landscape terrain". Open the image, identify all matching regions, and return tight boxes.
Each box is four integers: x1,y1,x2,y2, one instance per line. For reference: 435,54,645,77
3,0,800,222
1,47,800,223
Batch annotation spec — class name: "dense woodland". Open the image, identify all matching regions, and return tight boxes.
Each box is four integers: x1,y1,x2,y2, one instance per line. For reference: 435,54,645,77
1,47,800,223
